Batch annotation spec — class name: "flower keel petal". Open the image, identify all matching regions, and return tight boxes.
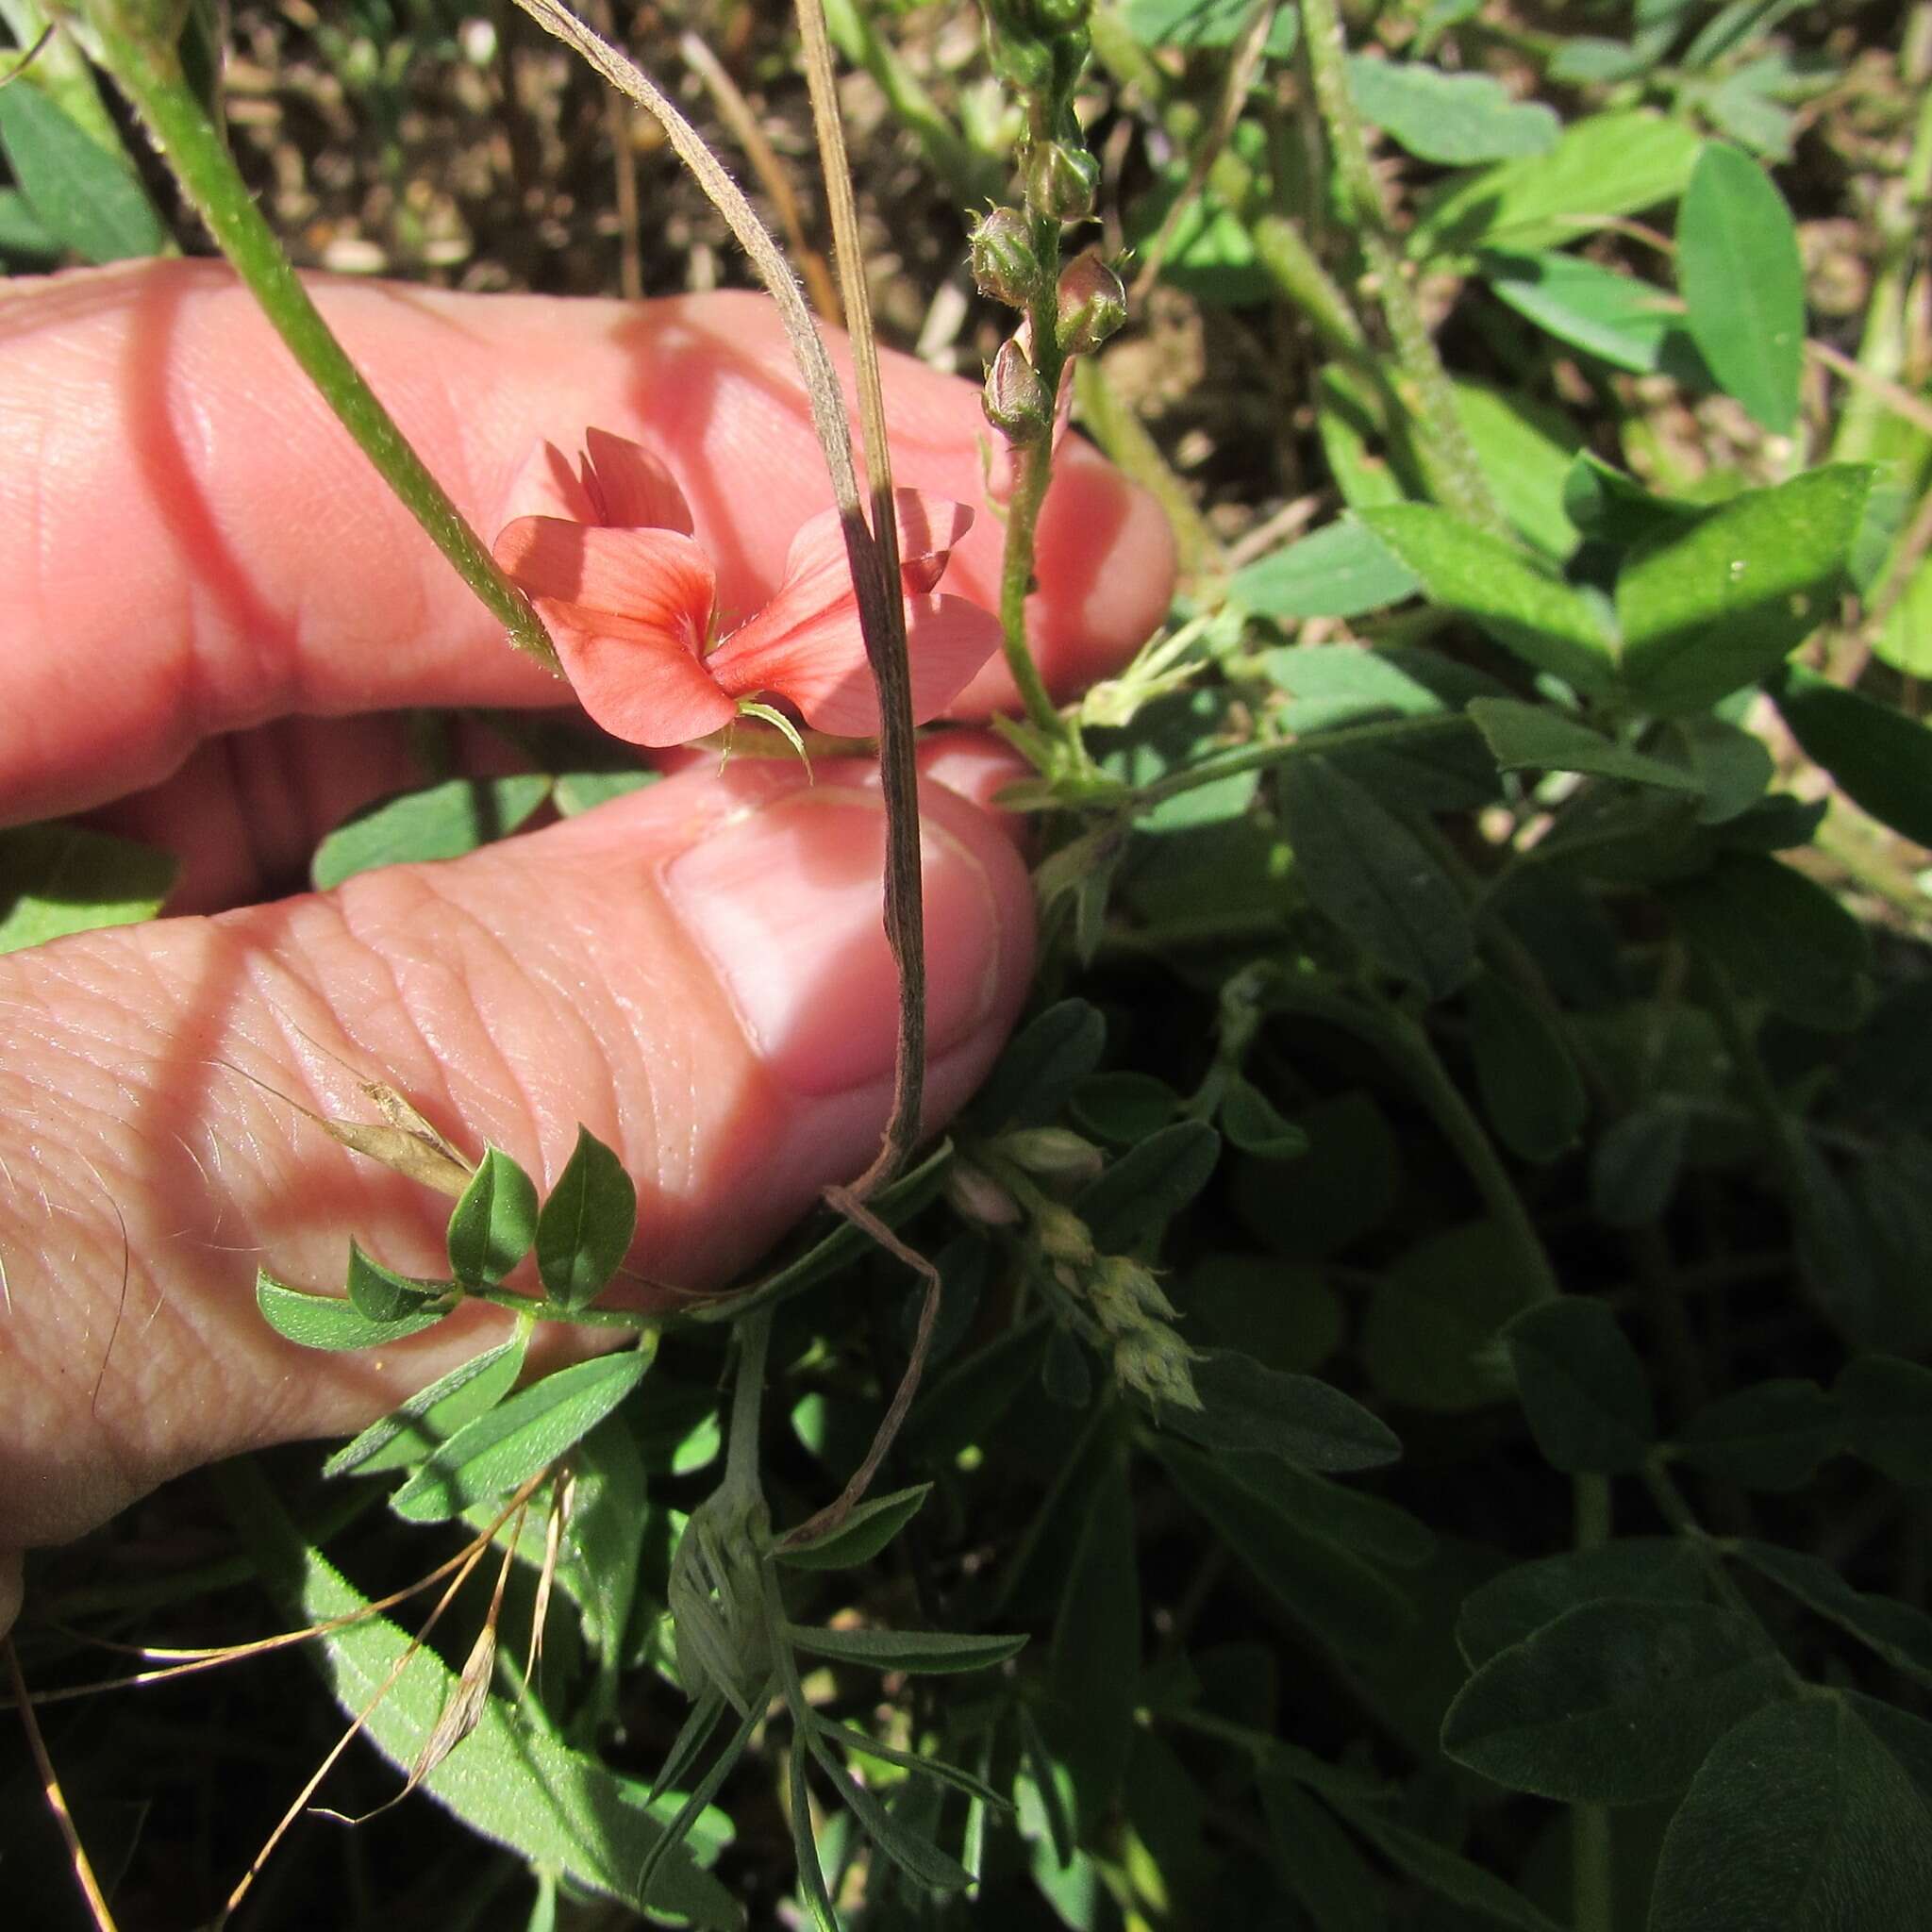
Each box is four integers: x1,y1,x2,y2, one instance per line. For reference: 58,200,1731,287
553,625,738,747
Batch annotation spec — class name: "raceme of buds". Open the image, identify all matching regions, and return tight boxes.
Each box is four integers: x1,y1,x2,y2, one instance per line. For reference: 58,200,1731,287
983,339,1053,443
1056,252,1127,356
1023,138,1100,223
970,207,1041,308
998,1125,1105,1183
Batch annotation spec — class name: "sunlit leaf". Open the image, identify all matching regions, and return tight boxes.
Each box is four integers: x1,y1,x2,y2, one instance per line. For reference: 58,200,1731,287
1676,142,1805,434
390,1350,652,1522
536,1126,638,1309
0,822,175,954
311,775,552,889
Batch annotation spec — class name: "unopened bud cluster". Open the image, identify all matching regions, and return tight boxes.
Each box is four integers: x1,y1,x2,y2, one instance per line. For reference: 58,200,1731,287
976,246,1126,445
1069,1252,1202,1408
947,1134,1202,1408
974,0,1123,443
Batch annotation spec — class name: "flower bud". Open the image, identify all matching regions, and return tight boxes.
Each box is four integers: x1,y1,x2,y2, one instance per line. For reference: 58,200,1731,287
1034,1199,1094,1266
668,1491,772,1711
1113,1327,1203,1410
969,208,1040,308
1088,1255,1177,1332
982,339,1053,444
998,1125,1105,1183
1023,139,1100,224
1055,251,1127,355
944,1157,1023,1227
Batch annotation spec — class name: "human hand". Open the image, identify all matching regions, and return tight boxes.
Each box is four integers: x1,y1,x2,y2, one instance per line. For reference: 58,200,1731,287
0,260,1174,1636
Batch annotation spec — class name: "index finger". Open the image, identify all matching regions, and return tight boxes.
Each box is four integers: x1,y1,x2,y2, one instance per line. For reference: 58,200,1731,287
0,262,1174,825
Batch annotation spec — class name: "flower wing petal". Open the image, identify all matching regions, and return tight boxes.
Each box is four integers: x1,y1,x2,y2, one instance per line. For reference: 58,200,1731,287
779,491,976,596
581,429,694,533
709,582,1003,738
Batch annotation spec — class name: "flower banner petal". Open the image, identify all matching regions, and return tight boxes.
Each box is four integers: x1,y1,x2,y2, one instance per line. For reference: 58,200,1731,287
581,429,694,534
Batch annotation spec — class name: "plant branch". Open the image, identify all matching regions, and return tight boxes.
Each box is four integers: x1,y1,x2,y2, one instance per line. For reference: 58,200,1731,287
1295,0,1507,534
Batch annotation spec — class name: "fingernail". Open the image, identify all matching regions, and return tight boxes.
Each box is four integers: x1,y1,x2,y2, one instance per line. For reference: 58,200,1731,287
663,786,1003,1097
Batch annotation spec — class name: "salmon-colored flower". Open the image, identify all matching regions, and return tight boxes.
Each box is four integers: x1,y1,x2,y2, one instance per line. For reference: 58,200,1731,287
493,430,1003,749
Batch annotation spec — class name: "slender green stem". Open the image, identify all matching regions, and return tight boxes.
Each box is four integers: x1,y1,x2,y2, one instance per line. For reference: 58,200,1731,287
1137,711,1473,808
998,437,1070,742
1256,975,1561,1303
1294,0,1507,535
1572,1474,1614,1932
465,1284,660,1332
91,16,558,672
724,1307,775,1503
997,223,1078,746
1246,211,1372,364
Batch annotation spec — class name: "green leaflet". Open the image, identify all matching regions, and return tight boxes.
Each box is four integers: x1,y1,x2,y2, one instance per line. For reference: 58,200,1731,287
1649,1696,1932,1931
0,75,168,262
1441,1599,1787,1803
1616,466,1874,715
1676,142,1806,434
0,822,176,954
445,1146,540,1288
1412,110,1701,259
390,1349,653,1522
1505,1298,1657,1475
257,1271,453,1352
310,774,553,889
1358,504,1618,697
1345,56,1558,167
536,1125,638,1309
1277,753,1476,1000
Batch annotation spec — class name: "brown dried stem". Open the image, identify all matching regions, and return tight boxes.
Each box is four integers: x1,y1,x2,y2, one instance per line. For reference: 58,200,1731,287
5,1639,121,1932
511,0,925,1200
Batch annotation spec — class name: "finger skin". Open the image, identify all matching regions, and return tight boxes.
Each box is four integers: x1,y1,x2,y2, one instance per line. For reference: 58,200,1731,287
0,759,1031,1558
0,262,1173,824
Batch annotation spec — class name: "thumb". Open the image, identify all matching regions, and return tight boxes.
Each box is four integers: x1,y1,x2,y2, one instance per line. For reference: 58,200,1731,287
0,758,1030,1572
